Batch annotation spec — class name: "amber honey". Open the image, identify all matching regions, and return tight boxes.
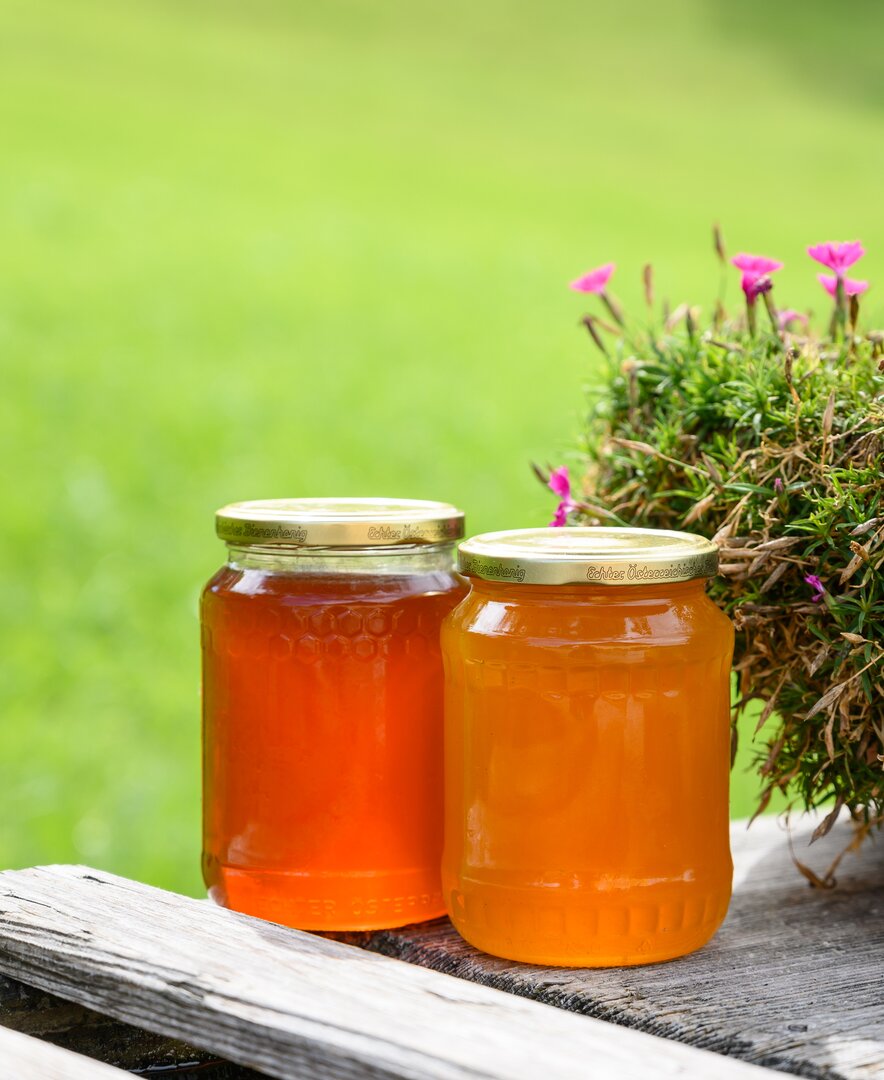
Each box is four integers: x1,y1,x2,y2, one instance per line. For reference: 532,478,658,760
442,527,734,966
201,498,466,930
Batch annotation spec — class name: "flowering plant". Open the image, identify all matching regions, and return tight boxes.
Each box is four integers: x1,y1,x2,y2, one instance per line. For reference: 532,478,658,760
541,231,883,878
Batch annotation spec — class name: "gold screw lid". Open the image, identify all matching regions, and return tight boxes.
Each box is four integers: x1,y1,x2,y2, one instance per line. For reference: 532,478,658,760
458,527,718,586
216,497,465,548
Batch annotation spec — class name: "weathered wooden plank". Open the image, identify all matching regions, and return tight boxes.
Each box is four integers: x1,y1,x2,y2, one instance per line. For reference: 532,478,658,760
0,1023,128,1079
0,866,771,1080
356,815,883,1080
0,973,261,1077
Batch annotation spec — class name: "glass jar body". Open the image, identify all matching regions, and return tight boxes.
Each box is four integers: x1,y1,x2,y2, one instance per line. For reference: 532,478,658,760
202,544,467,930
441,578,734,966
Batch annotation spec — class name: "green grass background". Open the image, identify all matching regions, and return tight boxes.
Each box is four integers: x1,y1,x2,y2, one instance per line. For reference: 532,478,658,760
2,0,882,895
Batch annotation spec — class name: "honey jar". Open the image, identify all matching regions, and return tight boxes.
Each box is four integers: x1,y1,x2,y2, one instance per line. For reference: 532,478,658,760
442,527,733,966
202,498,466,930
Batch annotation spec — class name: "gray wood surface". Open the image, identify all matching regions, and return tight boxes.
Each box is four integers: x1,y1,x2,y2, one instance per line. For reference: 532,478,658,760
355,815,883,1080
0,1023,128,1079
0,865,770,1080
0,973,260,1077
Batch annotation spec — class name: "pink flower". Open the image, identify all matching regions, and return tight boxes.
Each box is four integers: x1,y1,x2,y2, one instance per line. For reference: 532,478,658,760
777,308,808,330
817,274,869,297
550,502,570,527
804,574,825,603
807,241,864,275
548,466,577,527
731,254,782,306
741,272,774,301
731,253,784,276
773,477,784,493
570,263,615,294
548,466,571,499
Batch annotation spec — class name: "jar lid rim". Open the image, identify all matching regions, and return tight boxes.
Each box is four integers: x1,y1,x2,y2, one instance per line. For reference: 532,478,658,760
215,497,464,548
458,527,718,585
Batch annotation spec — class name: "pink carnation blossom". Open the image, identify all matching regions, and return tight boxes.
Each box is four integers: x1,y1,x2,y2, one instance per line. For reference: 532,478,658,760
731,253,784,276
773,477,784,493
731,254,782,307
804,574,825,603
548,466,577,527
777,308,808,330
741,272,774,301
807,241,864,275
548,466,571,499
570,263,615,294
550,502,571,527
817,273,869,297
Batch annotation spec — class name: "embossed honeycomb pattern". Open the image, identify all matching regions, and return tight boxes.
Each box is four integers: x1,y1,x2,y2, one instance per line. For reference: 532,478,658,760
209,602,445,664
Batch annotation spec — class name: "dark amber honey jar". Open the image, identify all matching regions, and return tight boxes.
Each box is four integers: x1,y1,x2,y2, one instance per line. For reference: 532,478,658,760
202,498,466,930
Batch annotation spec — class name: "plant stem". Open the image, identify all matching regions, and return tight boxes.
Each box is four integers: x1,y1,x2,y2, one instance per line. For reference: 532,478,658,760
835,276,847,341
746,297,757,338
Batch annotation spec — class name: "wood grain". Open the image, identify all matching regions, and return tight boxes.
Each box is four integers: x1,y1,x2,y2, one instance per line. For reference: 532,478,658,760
356,815,883,1080
0,973,260,1077
0,865,770,1080
0,1023,128,1078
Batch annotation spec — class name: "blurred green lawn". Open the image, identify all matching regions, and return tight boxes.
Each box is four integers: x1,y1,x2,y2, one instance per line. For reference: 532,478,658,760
1,0,882,895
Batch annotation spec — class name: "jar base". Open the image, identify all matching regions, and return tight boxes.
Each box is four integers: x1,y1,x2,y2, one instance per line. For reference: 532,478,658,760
446,880,730,967
205,862,446,931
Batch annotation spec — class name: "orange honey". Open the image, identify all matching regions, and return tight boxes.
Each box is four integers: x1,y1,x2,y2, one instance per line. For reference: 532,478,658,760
442,528,734,966
201,499,466,930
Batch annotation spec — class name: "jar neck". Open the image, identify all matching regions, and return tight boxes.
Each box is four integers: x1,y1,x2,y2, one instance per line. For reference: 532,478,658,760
226,542,457,575
466,577,709,603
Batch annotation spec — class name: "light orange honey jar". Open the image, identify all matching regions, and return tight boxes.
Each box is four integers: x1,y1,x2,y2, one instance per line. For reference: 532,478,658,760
441,527,734,966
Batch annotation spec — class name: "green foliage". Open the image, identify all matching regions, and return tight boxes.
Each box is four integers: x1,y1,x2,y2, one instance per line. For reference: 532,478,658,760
569,305,883,846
